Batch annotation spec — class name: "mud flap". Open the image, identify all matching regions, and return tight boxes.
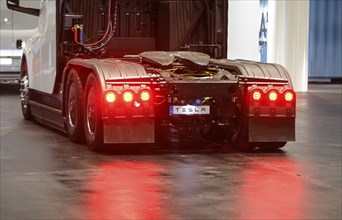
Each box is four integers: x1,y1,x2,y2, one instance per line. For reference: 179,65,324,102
103,118,155,144
249,117,295,142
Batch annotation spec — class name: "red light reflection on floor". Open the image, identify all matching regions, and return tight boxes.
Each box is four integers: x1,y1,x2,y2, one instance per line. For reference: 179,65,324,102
235,158,306,219
85,161,167,219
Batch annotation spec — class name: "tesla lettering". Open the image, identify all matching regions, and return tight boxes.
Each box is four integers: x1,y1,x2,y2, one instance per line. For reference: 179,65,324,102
171,105,210,115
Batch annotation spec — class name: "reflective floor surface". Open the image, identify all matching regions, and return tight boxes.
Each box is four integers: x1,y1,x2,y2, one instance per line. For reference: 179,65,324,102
1,84,341,219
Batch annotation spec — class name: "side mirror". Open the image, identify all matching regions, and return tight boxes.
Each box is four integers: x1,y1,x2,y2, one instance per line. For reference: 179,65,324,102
6,0,40,17
16,39,23,49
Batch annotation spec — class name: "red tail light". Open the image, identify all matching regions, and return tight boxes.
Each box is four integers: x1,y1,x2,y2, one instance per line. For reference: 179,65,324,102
284,90,295,102
268,90,278,101
123,91,134,103
140,90,151,101
251,90,262,101
105,91,116,103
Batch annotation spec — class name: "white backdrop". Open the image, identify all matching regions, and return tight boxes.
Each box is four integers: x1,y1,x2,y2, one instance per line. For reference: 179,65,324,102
228,0,310,92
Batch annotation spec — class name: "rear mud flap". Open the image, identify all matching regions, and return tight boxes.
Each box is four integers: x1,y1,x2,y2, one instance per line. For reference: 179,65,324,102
249,117,295,142
104,118,155,144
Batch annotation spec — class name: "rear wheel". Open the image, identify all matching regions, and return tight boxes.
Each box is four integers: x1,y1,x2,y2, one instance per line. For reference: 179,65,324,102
84,73,104,151
231,112,254,151
65,69,84,142
20,61,32,120
231,88,254,151
254,142,287,150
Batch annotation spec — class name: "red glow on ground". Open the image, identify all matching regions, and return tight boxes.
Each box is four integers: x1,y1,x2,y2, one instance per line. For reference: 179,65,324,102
234,158,306,219
85,161,167,219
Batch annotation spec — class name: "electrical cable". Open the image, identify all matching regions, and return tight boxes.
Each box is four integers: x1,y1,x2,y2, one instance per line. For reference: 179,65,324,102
71,0,114,48
84,20,113,50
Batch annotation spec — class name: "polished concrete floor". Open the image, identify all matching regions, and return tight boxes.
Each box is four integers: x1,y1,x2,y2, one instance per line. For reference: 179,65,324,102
0,84,341,220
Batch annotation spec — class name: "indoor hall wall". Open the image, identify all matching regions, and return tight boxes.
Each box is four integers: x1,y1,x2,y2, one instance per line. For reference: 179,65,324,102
227,0,259,61
308,0,342,80
228,0,309,92
268,0,309,92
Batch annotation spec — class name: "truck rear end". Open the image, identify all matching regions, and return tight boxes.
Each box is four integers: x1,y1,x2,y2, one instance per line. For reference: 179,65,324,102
6,0,295,151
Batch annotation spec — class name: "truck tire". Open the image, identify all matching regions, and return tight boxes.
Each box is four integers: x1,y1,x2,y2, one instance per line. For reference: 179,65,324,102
84,73,104,151
230,87,252,151
20,61,32,120
255,142,287,150
231,111,253,151
65,70,84,142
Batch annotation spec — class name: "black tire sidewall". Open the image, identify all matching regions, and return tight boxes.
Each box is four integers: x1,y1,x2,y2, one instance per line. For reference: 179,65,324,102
84,73,103,151
65,70,84,142
232,111,251,151
21,62,32,120
231,87,253,151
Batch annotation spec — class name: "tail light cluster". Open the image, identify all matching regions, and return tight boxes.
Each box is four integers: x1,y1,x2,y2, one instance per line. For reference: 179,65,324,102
250,88,295,104
102,86,155,119
104,89,152,104
248,87,296,117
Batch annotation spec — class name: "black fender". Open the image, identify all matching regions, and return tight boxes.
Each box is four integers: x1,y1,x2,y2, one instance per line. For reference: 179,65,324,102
61,58,150,112
62,58,156,144
63,58,149,90
212,59,296,144
211,59,293,88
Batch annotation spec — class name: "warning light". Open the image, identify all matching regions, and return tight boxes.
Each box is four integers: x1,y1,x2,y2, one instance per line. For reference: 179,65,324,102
268,91,278,101
105,91,116,103
123,91,134,102
140,91,150,101
252,90,262,101
284,91,295,102
194,99,202,105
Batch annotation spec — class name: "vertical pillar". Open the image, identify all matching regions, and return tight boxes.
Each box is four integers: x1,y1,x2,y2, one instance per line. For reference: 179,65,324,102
228,0,260,61
268,0,309,91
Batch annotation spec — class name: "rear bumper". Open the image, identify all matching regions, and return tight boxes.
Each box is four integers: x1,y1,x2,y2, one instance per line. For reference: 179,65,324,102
249,117,295,142
0,72,21,84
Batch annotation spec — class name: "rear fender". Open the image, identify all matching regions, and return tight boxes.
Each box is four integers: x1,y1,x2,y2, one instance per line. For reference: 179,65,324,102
63,58,108,92
62,59,105,117
211,59,293,88
216,59,296,143
63,58,156,144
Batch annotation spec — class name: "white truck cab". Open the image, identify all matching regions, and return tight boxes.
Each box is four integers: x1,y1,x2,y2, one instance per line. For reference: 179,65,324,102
23,0,56,93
